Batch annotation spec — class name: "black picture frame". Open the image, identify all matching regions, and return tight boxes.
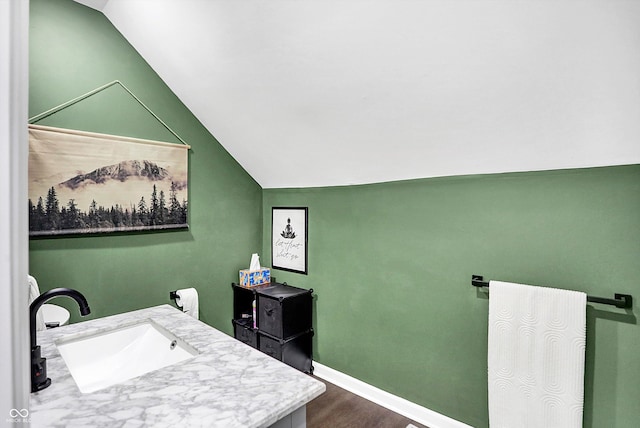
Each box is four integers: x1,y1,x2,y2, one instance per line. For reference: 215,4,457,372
271,207,308,275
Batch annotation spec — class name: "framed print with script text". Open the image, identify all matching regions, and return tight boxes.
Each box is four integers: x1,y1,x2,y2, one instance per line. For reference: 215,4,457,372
271,207,308,274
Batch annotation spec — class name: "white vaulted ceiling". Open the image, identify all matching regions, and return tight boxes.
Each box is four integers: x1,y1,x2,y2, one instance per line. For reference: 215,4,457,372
74,0,640,188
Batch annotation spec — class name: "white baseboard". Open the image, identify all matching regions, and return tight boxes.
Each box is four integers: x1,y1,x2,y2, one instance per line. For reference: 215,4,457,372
312,362,474,428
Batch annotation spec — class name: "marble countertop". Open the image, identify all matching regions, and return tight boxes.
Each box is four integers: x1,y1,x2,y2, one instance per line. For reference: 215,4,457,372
30,305,325,427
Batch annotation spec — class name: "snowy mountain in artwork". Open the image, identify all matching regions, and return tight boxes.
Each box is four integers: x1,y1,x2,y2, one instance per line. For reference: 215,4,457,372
60,160,172,189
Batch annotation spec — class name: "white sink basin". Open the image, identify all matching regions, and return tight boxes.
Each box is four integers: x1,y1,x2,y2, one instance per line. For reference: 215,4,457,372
56,319,198,393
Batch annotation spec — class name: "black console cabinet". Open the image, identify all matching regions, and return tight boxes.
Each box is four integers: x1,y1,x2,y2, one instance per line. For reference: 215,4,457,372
231,281,314,373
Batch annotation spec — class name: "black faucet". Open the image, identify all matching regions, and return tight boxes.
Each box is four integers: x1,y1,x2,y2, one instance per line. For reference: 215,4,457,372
30,287,91,393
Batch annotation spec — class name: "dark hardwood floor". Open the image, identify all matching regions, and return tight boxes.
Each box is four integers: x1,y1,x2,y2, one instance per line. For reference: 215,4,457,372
307,378,428,428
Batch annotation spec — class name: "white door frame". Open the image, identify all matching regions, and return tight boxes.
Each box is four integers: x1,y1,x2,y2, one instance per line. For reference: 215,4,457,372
1,0,30,422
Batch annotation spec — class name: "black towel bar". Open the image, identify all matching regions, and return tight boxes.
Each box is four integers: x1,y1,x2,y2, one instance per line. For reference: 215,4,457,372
472,275,633,309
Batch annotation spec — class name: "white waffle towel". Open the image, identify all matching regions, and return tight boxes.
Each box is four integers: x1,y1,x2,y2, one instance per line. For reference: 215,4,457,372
488,280,586,428
29,275,47,331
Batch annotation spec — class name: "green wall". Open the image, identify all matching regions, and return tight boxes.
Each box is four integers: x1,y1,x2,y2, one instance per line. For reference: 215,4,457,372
263,165,640,427
28,0,262,331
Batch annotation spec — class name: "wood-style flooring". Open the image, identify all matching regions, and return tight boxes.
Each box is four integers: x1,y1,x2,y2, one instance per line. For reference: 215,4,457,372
306,378,428,428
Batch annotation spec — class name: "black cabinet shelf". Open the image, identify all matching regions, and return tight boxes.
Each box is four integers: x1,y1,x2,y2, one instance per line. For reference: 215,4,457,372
231,281,314,373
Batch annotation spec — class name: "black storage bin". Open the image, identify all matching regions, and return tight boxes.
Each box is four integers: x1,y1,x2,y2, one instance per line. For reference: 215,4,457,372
259,330,314,373
257,284,312,339
232,318,258,349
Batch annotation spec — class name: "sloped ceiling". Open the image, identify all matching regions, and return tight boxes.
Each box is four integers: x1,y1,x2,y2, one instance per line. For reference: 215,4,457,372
74,0,640,188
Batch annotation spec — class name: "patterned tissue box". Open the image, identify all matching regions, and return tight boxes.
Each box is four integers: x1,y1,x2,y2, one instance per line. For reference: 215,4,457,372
239,268,271,287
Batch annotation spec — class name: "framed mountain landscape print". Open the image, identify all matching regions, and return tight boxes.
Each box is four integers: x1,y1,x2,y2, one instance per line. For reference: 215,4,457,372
271,207,308,274
28,125,189,236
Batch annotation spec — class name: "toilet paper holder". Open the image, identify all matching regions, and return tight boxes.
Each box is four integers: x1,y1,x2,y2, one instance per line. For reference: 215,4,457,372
169,291,178,300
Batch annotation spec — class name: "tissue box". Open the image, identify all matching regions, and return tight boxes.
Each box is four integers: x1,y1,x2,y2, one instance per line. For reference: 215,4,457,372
239,268,271,287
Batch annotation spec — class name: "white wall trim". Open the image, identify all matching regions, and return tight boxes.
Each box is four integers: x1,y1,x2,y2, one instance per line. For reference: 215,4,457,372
313,362,474,428
0,0,30,422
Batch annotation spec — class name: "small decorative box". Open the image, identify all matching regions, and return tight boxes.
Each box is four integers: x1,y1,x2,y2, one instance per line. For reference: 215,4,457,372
239,268,271,287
